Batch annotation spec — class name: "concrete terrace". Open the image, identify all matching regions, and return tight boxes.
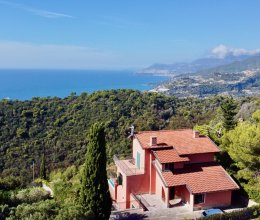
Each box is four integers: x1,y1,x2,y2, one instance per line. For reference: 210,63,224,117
114,155,145,176
136,194,167,211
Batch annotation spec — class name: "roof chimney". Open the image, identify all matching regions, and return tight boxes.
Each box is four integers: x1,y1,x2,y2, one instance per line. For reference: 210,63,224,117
150,136,157,146
193,130,200,138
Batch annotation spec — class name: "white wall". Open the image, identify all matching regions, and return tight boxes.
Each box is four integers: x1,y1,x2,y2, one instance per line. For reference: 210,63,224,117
116,166,128,209
155,171,169,207
133,138,145,170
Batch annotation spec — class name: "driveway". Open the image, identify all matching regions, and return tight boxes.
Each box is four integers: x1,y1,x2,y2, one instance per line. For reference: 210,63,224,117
110,206,204,220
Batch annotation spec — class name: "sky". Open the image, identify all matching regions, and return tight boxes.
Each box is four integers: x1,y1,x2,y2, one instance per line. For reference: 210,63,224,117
0,0,260,69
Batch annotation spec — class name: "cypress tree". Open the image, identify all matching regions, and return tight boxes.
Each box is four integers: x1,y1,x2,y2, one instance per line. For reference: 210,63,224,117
221,97,237,131
40,153,46,180
80,123,112,220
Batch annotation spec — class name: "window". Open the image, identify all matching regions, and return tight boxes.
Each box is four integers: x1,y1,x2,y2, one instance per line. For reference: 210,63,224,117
108,178,115,188
194,194,205,204
136,152,140,169
164,163,174,171
117,173,123,185
169,187,175,200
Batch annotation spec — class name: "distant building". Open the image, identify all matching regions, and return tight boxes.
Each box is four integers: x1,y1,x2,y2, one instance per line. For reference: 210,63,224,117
108,129,239,211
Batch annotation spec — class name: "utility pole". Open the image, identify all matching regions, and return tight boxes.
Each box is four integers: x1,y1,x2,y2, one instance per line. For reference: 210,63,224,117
32,159,35,182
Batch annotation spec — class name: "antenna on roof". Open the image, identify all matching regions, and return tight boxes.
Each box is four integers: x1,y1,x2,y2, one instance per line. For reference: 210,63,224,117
127,125,135,139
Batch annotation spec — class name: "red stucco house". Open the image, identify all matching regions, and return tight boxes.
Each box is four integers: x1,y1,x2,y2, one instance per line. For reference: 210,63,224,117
108,129,239,211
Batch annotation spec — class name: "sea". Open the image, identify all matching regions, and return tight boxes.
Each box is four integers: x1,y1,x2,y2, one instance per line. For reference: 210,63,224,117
0,69,169,100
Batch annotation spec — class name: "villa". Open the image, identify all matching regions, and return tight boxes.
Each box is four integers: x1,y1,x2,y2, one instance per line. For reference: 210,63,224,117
108,129,239,211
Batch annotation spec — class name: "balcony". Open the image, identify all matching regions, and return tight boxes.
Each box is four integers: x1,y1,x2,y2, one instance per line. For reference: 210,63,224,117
113,155,144,176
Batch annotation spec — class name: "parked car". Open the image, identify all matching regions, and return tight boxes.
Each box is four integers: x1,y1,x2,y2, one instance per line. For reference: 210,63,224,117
202,208,224,217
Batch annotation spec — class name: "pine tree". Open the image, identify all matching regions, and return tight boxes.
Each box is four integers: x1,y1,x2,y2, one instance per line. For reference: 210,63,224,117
40,153,46,180
221,97,237,131
221,114,260,202
80,123,112,220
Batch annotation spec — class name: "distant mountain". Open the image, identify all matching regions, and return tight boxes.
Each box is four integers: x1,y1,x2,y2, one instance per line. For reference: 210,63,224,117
196,55,260,75
139,54,257,75
151,56,260,98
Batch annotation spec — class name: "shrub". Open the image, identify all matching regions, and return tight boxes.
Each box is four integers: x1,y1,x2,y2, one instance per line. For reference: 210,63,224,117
0,190,12,205
55,203,94,220
0,204,10,219
0,176,23,190
14,187,50,204
7,200,58,220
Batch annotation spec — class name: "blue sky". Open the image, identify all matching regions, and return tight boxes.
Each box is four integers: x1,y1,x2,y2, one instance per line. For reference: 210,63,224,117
0,0,259,69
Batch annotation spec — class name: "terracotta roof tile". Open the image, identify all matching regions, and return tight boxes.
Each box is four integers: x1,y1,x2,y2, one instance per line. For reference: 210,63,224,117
135,129,220,155
161,164,239,193
153,149,189,163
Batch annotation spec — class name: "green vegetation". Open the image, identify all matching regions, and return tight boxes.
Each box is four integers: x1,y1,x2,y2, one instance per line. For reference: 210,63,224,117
80,123,111,219
0,185,51,219
1,164,93,219
221,111,260,203
220,97,238,131
195,97,260,203
0,89,259,219
8,200,59,220
0,89,223,182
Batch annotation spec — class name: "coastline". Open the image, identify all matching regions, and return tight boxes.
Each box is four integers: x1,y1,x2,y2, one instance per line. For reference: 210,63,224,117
0,69,170,101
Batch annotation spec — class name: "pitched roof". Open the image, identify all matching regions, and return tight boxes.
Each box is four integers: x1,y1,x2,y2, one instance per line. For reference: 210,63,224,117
135,129,220,155
161,164,239,193
153,149,189,163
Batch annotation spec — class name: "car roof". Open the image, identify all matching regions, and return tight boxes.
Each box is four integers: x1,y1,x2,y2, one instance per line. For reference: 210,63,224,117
203,209,223,215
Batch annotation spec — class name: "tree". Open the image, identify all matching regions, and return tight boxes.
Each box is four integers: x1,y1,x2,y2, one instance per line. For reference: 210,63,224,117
0,205,10,220
221,111,260,202
80,123,112,219
9,200,58,220
221,97,237,131
40,153,46,180
252,109,260,123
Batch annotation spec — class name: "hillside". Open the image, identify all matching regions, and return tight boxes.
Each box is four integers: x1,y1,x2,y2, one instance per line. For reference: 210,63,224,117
197,55,260,74
1,91,260,219
0,90,223,182
153,57,260,98
138,54,254,75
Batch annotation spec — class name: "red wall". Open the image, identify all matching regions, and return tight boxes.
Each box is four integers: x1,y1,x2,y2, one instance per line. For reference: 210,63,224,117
194,190,232,209
188,153,215,164
125,149,151,208
175,185,190,204
174,162,184,169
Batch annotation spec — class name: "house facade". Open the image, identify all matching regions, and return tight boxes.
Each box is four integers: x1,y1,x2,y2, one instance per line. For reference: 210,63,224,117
108,129,239,211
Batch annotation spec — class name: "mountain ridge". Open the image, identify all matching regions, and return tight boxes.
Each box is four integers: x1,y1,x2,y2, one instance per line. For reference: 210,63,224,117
151,56,260,98
139,53,259,75
195,55,260,75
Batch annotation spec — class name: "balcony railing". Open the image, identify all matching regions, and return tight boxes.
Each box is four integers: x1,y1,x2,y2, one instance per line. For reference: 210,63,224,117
113,155,144,176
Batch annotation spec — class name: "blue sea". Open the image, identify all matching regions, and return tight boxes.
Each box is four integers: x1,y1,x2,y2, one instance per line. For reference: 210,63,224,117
0,69,169,100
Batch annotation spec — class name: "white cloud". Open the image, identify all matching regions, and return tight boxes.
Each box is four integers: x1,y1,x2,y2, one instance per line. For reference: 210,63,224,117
0,0,73,18
0,41,121,69
26,8,73,19
210,44,260,59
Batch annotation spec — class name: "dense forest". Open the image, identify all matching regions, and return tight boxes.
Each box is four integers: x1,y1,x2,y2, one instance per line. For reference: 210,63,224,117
0,89,260,219
0,89,225,182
